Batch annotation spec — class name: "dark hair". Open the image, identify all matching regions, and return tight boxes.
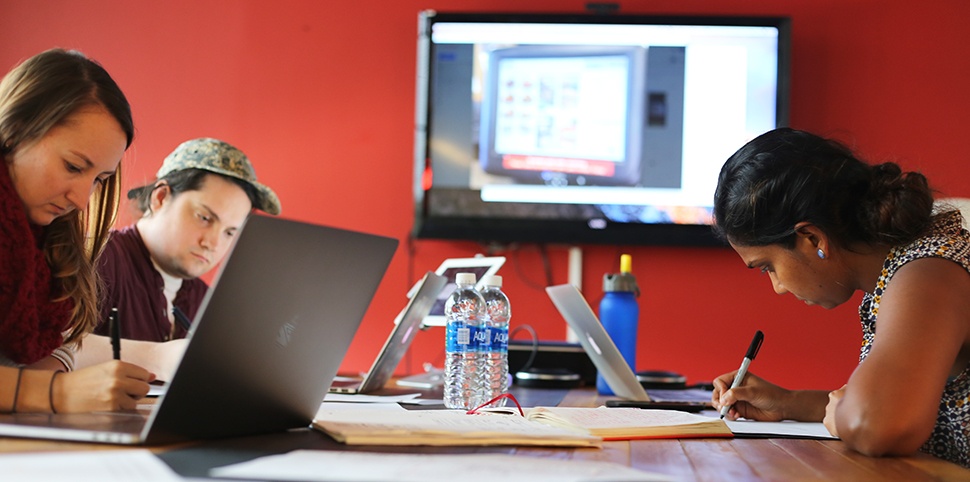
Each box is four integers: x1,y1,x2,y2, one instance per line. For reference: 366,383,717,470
713,128,934,249
130,168,259,214
0,48,134,344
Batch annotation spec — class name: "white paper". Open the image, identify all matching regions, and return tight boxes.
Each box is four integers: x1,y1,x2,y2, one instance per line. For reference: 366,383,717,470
726,419,838,439
0,449,182,481
397,398,447,405
210,450,673,482
322,392,421,403
315,401,407,418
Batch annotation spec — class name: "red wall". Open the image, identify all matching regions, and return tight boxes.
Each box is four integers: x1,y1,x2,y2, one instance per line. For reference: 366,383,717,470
4,1,968,390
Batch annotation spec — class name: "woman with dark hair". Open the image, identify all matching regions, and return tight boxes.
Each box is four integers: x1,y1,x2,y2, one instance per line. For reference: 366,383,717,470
710,127,970,467
1,49,154,413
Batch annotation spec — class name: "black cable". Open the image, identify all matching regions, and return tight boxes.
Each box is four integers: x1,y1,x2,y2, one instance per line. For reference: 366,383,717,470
509,324,538,373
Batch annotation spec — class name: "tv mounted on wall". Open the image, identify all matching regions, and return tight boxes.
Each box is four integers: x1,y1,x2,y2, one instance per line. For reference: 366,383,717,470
412,11,790,246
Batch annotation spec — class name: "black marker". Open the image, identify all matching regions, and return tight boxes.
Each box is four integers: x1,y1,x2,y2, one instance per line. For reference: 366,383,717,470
720,330,764,419
109,307,121,360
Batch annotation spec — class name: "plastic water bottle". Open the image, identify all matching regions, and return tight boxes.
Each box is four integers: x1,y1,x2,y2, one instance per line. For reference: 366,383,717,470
480,275,510,408
597,254,640,395
443,272,486,409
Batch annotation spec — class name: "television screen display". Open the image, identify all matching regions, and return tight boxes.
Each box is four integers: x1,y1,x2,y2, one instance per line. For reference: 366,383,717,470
413,11,790,246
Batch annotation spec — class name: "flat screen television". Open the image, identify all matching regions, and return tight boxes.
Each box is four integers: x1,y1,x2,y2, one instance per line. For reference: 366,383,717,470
412,11,790,246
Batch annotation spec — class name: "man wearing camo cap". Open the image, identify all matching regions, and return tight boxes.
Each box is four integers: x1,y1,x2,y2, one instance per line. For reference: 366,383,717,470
75,138,280,379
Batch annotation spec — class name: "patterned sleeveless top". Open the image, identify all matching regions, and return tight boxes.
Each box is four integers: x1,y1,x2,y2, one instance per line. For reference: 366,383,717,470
858,210,970,467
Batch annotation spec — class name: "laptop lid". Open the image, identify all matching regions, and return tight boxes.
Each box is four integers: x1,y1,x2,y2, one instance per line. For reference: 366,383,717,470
329,271,446,394
419,256,505,327
0,215,397,445
545,284,650,402
546,284,713,411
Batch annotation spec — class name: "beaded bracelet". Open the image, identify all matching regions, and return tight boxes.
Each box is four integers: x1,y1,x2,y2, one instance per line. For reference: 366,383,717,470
49,371,61,414
12,367,24,413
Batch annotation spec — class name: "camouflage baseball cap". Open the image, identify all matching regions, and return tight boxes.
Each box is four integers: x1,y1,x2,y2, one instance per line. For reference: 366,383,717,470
138,138,281,215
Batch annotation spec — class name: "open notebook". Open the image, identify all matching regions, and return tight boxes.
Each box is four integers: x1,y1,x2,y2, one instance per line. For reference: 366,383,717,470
329,271,446,394
0,214,397,444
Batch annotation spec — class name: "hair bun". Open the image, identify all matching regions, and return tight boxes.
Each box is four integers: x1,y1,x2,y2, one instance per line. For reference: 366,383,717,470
864,162,933,245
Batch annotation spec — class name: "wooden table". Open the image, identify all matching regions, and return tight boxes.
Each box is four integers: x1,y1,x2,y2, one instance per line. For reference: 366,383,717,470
1,387,969,481
541,388,970,481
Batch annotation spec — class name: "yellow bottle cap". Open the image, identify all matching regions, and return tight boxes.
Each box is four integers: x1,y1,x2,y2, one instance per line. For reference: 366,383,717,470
620,254,632,274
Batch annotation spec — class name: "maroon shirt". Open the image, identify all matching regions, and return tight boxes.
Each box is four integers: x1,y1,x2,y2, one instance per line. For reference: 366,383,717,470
94,225,207,341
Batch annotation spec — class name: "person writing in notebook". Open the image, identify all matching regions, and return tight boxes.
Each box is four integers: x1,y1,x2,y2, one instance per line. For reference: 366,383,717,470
74,138,281,379
1,49,154,413
710,127,970,467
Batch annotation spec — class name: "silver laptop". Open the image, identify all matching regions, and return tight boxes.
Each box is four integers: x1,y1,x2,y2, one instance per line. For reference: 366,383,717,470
329,271,446,394
545,284,712,411
0,214,397,444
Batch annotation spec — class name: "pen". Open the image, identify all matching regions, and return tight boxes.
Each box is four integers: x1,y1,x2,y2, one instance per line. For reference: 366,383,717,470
720,330,764,419
173,306,192,332
109,307,121,360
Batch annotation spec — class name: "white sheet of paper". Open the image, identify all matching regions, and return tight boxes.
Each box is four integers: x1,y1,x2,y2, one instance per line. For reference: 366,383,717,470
397,397,447,405
210,450,673,482
726,420,838,439
323,392,421,403
0,449,182,481
315,401,408,418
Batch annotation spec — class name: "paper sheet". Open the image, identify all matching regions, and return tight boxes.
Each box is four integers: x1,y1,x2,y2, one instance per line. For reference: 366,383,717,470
323,392,421,403
315,401,407,418
210,450,673,482
0,449,182,481
726,420,838,439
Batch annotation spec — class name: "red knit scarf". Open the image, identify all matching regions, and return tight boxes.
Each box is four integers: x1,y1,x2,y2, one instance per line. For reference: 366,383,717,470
0,163,73,365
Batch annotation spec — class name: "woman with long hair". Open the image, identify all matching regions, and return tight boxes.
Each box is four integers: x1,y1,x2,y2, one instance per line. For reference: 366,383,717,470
1,49,153,413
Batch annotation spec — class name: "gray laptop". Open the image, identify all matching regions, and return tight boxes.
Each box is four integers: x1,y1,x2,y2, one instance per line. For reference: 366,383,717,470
546,284,712,411
328,271,446,394
0,214,397,444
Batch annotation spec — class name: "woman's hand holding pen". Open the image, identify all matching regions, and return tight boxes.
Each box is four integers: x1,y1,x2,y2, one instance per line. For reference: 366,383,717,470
712,371,832,423
712,371,792,421
51,362,156,413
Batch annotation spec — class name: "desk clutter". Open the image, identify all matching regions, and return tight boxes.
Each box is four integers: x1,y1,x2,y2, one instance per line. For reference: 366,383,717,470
0,386,881,482
312,405,731,447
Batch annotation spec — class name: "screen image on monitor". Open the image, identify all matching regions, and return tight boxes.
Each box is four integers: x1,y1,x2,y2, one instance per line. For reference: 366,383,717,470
413,11,790,246
480,45,648,187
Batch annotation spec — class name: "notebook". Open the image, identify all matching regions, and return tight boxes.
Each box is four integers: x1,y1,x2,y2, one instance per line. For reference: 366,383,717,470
0,214,397,444
328,271,446,394
545,284,712,411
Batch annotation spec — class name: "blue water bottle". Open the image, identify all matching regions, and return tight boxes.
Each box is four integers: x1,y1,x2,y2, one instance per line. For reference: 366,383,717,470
596,254,640,395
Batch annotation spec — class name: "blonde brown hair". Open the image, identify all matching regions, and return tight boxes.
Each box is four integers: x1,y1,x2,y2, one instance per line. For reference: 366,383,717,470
0,49,134,344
